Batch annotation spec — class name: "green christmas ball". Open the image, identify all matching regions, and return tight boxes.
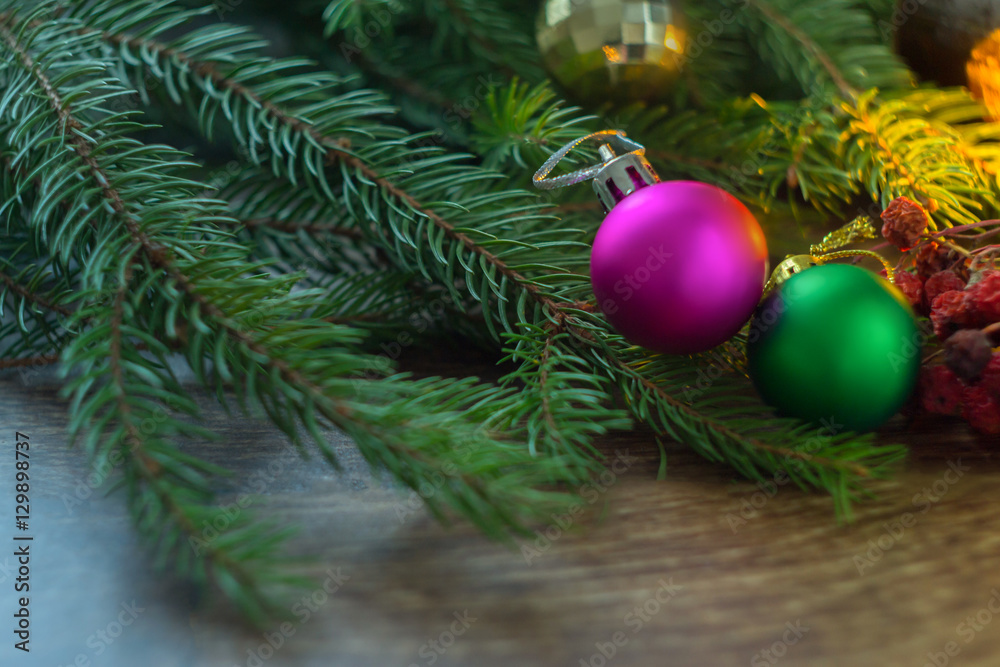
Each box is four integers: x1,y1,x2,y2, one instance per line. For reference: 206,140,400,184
746,263,921,433
536,0,687,106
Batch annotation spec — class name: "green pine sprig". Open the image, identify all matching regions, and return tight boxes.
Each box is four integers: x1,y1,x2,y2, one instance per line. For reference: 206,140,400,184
4,0,999,624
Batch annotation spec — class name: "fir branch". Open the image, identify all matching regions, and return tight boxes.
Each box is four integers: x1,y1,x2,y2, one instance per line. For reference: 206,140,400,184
77,13,577,321
594,342,908,519
612,354,870,477
843,89,1000,227
61,1,909,512
739,0,911,98
229,217,365,239
107,261,280,618
499,323,630,466
471,81,596,175
1,3,592,619
322,0,402,36
2,8,303,620
744,0,856,99
435,0,517,79
0,267,73,317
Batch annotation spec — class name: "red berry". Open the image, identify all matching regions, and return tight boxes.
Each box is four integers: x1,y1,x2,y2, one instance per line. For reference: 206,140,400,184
923,270,966,311
930,290,972,340
965,270,1000,324
919,365,965,416
981,352,1000,395
944,329,994,382
881,197,929,250
915,242,952,278
963,384,1000,434
883,269,924,312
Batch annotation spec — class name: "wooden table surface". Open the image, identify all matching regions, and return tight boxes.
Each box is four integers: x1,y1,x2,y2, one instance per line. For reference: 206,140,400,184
2,347,999,667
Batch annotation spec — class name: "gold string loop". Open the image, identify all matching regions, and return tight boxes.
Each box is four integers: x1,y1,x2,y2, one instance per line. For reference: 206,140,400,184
809,216,879,255
812,249,895,285
762,249,896,300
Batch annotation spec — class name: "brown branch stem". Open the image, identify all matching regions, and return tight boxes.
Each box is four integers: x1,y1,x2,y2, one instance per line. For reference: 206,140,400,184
0,10,884,485
0,268,73,318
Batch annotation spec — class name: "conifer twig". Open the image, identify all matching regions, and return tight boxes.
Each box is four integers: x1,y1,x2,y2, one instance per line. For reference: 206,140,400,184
744,0,856,99
65,10,901,487
0,268,74,317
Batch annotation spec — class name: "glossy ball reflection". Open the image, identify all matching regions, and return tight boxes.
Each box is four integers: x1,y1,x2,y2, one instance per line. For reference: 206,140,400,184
590,181,768,355
747,264,921,433
536,0,686,105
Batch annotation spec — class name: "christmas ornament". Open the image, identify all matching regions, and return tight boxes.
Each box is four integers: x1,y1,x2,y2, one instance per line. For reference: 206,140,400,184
534,130,768,355
536,0,686,105
747,252,921,433
895,0,1000,116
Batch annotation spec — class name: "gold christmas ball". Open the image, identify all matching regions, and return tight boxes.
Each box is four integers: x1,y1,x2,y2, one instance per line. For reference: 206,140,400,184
536,0,686,106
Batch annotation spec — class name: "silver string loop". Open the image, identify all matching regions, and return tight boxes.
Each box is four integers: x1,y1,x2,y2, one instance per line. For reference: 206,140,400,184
532,130,646,190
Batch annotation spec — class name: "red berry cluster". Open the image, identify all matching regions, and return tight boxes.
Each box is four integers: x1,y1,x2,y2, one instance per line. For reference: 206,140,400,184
914,273,999,435
880,197,1000,435
882,197,1000,434
920,356,1000,434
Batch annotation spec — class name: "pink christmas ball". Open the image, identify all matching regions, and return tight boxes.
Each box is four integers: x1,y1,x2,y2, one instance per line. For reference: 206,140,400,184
590,181,768,354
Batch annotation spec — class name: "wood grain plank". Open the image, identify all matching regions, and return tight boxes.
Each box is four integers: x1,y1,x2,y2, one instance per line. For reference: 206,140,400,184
1,356,999,667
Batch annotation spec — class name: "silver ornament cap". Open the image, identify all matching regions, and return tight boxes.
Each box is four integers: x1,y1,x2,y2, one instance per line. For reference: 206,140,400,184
592,143,660,212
